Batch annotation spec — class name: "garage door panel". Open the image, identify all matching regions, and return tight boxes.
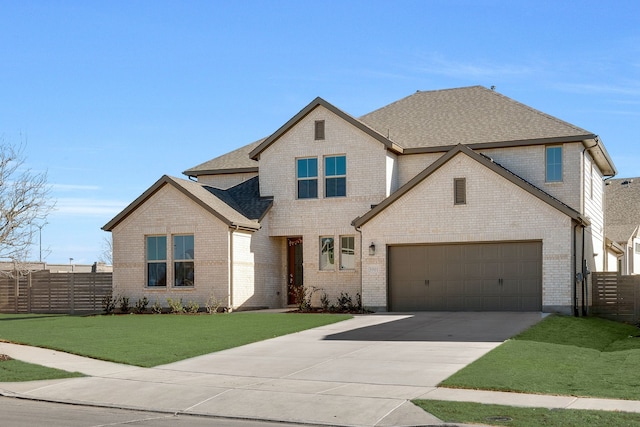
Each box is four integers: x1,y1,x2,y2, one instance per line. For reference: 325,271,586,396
389,241,542,312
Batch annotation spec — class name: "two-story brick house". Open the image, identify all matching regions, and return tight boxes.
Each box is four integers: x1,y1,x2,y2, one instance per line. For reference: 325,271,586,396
103,86,617,314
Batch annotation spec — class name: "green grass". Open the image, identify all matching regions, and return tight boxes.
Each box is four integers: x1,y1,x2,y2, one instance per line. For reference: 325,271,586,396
441,315,640,400
0,313,351,367
0,358,84,382
413,400,640,427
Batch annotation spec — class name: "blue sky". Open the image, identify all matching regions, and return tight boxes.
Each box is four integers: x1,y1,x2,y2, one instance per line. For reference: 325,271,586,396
1,0,639,264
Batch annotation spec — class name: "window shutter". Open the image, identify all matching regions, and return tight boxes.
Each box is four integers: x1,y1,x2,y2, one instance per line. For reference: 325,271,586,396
314,120,325,140
454,178,466,205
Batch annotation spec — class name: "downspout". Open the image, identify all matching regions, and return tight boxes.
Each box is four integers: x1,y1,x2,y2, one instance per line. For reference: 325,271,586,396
573,222,579,317
355,225,364,314
228,225,239,312
582,225,587,316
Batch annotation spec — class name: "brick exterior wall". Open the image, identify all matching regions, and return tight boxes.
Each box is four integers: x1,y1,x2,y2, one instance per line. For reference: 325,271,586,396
110,184,278,311
111,101,606,315
360,152,575,313
256,105,390,305
196,172,258,190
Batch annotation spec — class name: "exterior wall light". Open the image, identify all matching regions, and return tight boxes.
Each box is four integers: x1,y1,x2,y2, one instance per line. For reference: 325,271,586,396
369,242,376,256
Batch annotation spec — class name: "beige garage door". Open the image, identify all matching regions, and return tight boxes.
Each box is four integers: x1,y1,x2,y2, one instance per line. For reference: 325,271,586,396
388,242,542,311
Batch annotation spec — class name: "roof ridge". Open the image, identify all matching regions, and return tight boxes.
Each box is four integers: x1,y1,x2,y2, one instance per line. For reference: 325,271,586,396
359,85,484,119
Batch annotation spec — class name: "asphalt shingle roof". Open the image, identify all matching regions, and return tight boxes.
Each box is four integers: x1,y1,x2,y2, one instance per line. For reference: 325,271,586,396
102,175,271,231
205,176,272,221
358,86,593,148
605,177,640,243
183,138,263,176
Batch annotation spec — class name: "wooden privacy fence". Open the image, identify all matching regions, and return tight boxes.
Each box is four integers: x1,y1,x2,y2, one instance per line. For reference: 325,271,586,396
592,272,640,323
0,271,112,314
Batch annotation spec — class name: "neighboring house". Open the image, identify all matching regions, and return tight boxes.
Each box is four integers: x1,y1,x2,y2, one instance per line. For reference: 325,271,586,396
604,177,640,274
103,86,617,314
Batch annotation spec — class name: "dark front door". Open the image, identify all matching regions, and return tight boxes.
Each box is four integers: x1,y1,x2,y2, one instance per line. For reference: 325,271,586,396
287,237,303,305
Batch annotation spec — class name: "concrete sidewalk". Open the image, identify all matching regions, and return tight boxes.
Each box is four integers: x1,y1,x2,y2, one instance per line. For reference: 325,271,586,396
2,312,638,426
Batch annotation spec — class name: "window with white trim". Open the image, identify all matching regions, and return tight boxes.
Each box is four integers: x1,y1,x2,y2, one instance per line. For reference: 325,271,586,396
546,146,563,182
146,236,167,287
297,157,318,199
320,237,334,271
340,236,355,270
325,155,346,197
174,235,194,287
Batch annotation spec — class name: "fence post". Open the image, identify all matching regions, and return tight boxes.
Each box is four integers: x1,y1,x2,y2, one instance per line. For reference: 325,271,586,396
70,273,75,315
27,272,31,313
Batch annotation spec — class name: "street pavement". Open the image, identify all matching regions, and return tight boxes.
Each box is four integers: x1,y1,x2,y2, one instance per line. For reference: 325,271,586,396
2,312,639,426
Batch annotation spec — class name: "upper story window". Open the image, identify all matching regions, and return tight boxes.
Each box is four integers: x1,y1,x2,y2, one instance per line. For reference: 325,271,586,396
546,146,563,182
174,235,194,287
146,236,167,287
297,157,318,199
454,178,466,205
314,120,325,140
325,155,346,197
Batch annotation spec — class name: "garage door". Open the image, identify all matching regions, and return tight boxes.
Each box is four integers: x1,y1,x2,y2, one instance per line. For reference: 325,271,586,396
388,242,542,311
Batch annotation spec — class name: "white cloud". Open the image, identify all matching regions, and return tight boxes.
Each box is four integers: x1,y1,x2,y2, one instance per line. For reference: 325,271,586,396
52,198,127,217
413,54,538,79
51,183,101,192
553,82,640,97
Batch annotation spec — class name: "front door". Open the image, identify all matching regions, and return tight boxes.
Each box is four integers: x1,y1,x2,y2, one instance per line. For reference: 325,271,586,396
287,237,303,305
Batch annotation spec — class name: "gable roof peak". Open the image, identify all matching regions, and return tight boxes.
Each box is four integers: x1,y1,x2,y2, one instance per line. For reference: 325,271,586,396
248,96,398,160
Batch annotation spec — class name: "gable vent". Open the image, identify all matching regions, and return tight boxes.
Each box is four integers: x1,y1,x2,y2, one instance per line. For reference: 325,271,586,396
314,120,325,140
454,178,466,205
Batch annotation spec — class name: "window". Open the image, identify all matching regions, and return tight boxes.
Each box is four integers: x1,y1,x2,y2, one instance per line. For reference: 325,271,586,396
340,236,355,270
546,146,563,182
636,243,640,254
320,237,334,271
314,120,325,140
174,235,194,287
146,236,167,287
297,158,318,199
454,178,466,205
325,155,346,197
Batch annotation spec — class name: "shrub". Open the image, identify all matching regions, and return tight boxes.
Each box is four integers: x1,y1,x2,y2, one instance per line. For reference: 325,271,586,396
101,291,117,315
134,296,149,314
320,293,330,311
186,300,199,314
167,298,185,314
151,299,163,314
337,292,353,312
296,286,322,311
118,296,130,314
205,292,222,314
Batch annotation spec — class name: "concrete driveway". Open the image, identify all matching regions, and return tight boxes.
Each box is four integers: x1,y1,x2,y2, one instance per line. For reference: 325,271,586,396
0,312,543,427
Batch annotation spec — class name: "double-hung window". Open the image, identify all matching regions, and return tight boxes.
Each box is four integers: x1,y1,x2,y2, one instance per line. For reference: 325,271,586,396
546,146,563,182
340,236,355,270
297,158,318,199
320,237,334,271
325,155,346,197
174,235,194,287
146,236,167,287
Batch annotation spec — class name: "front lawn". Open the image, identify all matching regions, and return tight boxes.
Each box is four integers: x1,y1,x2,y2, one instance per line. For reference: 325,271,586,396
414,400,640,427
0,357,84,382
0,312,351,367
440,315,640,400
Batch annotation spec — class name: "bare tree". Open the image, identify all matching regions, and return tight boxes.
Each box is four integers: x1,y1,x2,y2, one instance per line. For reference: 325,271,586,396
0,138,54,263
99,234,112,265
